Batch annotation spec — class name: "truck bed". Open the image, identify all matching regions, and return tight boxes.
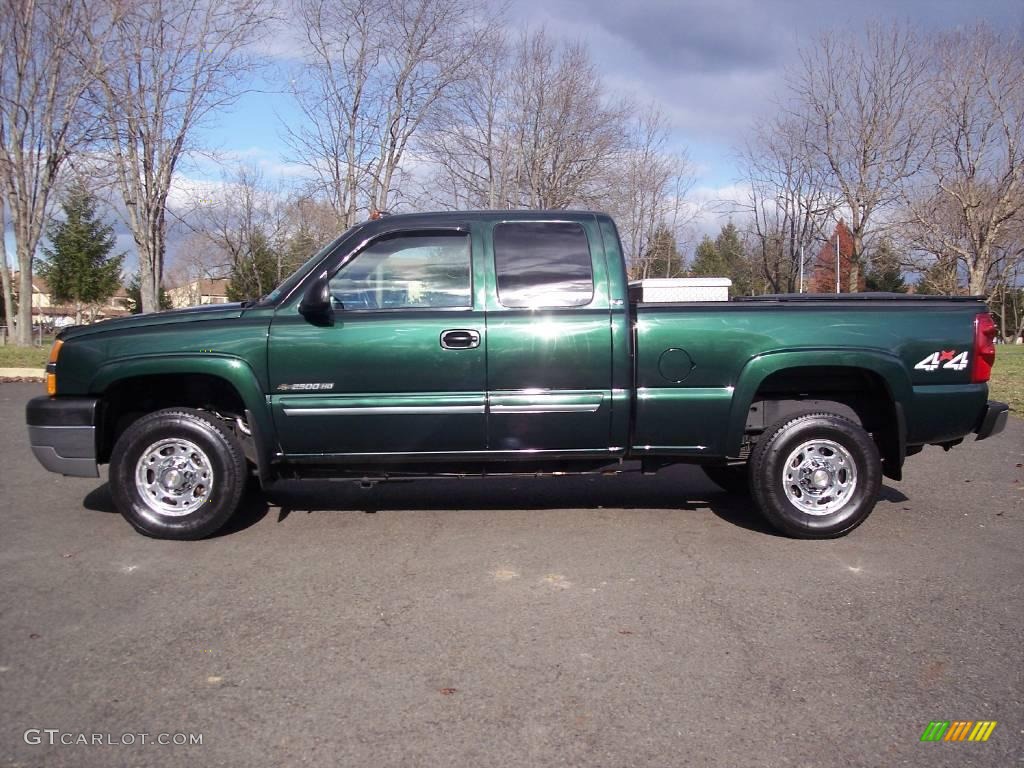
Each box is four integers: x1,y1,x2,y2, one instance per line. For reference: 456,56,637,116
630,296,988,457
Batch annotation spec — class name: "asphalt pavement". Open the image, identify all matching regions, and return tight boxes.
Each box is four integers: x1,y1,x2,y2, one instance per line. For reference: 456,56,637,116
0,382,1021,768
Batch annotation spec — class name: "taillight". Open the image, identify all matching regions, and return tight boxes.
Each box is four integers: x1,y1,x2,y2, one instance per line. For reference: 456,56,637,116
46,339,62,396
970,313,996,383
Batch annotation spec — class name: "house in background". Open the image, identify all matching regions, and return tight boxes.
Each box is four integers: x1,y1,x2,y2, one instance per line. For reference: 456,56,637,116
9,273,132,327
167,277,230,309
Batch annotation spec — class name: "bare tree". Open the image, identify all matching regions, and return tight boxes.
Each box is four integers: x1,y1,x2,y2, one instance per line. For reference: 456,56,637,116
0,0,104,343
422,29,647,217
280,192,343,255
189,165,289,290
288,0,497,224
508,31,630,209
903,26,1024,296
739,115,838,293
367,0,495,214
419,34,516,209
286,0,379,225
610,105,694,278
789,23,930,289
89,0,271,313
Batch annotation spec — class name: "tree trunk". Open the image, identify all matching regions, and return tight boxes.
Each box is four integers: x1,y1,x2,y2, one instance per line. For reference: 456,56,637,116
16,247,33,345
0,205,15,339
849,227,863,294
135,229,164,313
967,261,988,296
0,263,13,341
998,286,1008,342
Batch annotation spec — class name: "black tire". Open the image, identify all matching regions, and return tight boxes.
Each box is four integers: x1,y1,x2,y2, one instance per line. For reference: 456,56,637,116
749,411,881,539
109,408,247,540
701,464,750,495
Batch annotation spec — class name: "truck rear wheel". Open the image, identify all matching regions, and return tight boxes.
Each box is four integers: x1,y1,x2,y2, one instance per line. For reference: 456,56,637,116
749,411,881,538
109,408,247,539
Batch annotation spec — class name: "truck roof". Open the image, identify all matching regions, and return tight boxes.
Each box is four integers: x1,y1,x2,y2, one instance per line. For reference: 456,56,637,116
356,209,610,232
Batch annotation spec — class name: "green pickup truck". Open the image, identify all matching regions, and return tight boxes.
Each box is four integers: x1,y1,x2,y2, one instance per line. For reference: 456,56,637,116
26,210,1008,539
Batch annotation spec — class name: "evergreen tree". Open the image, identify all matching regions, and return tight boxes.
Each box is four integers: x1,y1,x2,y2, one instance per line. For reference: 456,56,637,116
644,224,683,278
126,272,172,313
864,238,906,293
227,231,280,301
716,222,753,295
690,223,755,296
690,235,726,277
36,184,125,324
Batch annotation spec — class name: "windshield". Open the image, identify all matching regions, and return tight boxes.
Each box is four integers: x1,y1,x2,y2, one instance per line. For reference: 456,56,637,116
258,224,363,305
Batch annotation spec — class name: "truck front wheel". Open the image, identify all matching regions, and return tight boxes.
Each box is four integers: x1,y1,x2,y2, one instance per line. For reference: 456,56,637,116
749,412,881,538
109,408,247,539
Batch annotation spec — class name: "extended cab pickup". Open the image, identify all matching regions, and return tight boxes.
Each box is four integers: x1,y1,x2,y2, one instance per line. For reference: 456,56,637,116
26,211,1008,539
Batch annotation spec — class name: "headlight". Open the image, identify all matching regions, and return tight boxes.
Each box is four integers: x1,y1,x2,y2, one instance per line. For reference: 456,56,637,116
46,339,63,396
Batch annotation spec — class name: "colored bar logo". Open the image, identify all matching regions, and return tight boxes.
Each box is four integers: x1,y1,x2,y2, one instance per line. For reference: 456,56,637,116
920,721,997,742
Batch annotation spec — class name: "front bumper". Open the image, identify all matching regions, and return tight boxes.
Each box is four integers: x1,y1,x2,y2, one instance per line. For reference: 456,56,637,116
975,400,1009,441
26,396,100,477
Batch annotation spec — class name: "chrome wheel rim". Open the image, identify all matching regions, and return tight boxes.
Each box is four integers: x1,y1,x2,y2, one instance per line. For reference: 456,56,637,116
782,439,857,516
134,438,214,517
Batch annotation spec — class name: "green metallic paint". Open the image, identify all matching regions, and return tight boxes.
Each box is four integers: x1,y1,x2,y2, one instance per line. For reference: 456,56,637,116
42,209,995,478
906,384,988,444
633,386,734,454
597,216,634,452
266,222,487,455
632,302,983,456
58,303,249,341
268,308,488,455
479,215,616,453
57,310,272,393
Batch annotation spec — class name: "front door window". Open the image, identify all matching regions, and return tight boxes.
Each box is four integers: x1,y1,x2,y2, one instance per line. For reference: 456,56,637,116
329,233,472,310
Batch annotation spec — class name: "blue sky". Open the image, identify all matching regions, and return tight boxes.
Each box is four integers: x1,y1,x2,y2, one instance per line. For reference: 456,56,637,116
187,0,1023,192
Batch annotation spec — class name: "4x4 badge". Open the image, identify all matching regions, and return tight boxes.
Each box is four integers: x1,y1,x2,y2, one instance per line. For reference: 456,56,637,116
914,350,968,372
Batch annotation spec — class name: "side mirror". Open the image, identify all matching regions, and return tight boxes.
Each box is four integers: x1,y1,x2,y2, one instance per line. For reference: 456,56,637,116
299,276,334,324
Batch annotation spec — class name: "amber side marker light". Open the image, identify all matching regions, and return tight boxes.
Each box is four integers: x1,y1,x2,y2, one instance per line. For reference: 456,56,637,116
46,339,63,396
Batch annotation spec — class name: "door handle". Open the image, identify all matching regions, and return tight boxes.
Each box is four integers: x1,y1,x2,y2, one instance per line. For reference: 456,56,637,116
440,329,480,349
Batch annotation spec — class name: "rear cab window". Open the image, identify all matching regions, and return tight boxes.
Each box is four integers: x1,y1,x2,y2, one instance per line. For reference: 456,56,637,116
492,222,594,309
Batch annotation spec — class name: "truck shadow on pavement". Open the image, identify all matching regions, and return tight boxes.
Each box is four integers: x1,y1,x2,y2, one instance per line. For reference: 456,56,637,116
82,464,910,539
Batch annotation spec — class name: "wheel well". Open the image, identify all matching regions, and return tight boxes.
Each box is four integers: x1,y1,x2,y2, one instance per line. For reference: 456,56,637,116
96,374,248,464
745,366,903,480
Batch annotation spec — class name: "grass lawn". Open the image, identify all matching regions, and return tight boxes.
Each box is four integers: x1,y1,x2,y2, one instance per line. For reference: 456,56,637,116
991,344,1024,415
0,344,49,369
